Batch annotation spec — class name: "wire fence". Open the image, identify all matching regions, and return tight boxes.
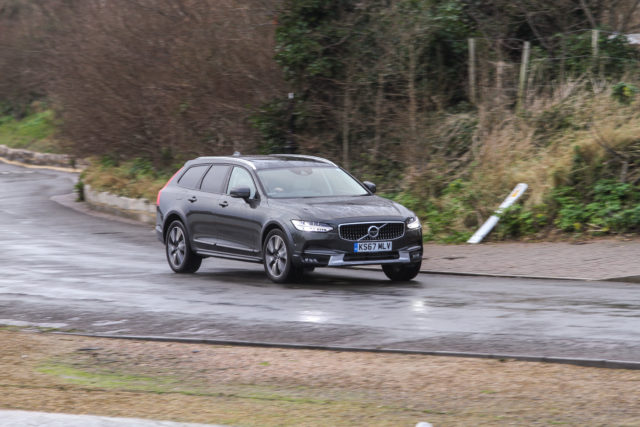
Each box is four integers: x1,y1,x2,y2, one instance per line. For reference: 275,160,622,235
431,28,635,45
465,29,640,109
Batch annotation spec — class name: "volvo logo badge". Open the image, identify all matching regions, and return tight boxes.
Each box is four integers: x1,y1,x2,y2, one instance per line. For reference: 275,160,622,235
368,225,380,238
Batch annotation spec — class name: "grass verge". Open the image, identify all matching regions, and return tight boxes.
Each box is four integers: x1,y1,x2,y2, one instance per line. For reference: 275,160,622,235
81,157,173,201
0,109,62,153
2,330,640,426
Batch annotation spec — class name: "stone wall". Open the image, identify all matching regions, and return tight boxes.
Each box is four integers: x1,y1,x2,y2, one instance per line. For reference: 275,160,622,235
0,144,87,170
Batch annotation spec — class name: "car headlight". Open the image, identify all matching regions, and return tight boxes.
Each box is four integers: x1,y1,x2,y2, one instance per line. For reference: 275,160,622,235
406,216,421,230
291,220,333,233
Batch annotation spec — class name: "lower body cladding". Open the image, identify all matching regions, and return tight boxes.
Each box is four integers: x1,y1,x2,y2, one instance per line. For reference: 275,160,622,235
294,246,422,267
294,245,423,267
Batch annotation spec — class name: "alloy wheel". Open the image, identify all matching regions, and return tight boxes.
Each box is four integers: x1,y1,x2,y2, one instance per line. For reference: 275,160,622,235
265,234,287,278
167,225,186,268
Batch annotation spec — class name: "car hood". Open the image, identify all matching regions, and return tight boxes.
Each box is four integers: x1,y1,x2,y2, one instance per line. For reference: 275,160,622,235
268,195,412,223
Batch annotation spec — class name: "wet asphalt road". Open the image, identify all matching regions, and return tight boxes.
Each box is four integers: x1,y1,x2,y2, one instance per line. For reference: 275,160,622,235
1,161,640,362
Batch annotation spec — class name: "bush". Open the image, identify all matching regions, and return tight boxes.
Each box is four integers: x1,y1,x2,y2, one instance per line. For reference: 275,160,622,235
553,179,640,234
497,204,549,239
386,179,477,243
564,32,637,78
611,82,639,105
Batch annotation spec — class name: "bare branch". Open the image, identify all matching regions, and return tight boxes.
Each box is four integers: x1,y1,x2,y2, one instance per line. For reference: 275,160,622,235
579,0,598,28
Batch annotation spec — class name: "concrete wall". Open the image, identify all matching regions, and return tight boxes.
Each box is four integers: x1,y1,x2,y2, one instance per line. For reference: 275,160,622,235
83,184,156,225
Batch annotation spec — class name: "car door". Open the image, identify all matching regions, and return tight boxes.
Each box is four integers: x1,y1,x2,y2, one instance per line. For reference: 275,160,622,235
173,164,210,250
188,164,231,252
215,166,263,257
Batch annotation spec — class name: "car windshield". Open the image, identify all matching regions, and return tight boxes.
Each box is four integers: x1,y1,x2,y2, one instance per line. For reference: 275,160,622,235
257,166,369,198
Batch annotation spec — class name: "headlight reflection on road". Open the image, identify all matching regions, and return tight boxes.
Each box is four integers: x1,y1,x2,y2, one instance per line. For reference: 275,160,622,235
411,300,429,313
299,310,330,324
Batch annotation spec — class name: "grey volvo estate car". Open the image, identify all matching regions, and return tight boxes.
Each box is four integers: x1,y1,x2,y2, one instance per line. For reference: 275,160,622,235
156,155,423,283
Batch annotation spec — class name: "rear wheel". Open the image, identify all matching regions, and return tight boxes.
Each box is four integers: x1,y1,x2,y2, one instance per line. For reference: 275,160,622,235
263,229,302,283
382,261,421,282
165,220,202,273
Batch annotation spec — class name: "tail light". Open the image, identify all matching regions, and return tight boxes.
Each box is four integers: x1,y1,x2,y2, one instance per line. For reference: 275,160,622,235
156,168,182,205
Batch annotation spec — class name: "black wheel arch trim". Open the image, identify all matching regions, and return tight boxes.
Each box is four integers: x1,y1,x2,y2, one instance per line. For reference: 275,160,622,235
162,210,189,242
260,220,294,256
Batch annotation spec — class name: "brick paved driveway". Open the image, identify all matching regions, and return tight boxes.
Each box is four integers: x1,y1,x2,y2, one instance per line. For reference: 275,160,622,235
423,238,640,281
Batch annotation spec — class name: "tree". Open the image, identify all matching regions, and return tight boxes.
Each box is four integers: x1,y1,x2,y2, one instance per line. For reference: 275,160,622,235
23,0,284,164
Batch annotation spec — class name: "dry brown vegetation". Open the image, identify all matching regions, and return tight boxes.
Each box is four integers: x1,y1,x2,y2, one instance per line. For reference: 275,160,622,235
50,0,284,163
2,329,640,426
1,0,284,164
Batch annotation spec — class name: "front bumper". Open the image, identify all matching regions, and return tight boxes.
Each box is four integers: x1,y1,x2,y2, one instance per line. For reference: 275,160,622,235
297,246,423,267
289,226,423,268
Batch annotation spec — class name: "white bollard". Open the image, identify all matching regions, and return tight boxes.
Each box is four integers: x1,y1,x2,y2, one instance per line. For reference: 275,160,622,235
467,183,528,244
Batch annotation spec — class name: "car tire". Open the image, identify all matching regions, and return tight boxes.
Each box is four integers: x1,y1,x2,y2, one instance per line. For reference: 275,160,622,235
382,261,422,281
263,229,302,283
165,220,202,273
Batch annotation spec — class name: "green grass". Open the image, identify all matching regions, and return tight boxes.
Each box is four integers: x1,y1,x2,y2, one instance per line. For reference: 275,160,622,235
38,359,336,403
37,359,385,409
0,109,62,153
37,362,178,392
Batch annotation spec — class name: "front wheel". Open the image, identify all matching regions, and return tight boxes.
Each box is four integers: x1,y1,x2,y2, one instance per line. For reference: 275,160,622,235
382,261,421,282
263,229,302,283
165,220,202,273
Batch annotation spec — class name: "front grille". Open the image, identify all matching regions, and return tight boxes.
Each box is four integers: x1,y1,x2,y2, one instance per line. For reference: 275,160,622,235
339,222,405,241
343,251,400,262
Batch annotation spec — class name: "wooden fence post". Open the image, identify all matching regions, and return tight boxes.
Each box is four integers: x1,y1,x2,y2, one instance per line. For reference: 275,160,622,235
560,33,566,85
592,29,600,76
517,41,531,112
468,38,477,105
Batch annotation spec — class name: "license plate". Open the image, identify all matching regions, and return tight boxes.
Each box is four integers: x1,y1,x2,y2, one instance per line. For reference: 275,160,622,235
354,241,392,252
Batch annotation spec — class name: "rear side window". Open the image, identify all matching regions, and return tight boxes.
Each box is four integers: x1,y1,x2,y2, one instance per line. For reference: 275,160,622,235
200,165,231,194
177,165,209,189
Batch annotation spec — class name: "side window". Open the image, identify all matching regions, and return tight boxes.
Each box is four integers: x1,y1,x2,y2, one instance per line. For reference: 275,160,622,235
226,167,257,199
177,165,208,190
200,165,231,194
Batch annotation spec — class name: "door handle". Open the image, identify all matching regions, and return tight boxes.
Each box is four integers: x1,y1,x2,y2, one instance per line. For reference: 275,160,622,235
188,196,197,203
219,200,229,208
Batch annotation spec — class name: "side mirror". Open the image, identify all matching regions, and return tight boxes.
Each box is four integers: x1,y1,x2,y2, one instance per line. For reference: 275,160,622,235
230,186,251,200
363,181,376,194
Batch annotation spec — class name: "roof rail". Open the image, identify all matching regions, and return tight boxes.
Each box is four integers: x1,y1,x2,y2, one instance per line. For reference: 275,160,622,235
271,154,337,167
195,156,257,170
